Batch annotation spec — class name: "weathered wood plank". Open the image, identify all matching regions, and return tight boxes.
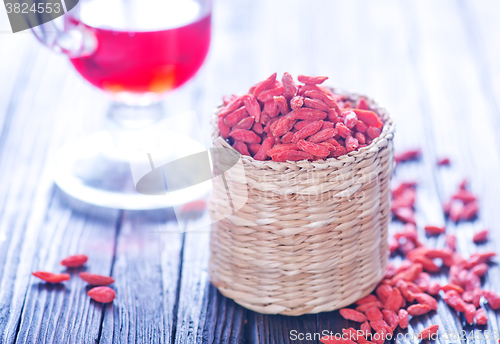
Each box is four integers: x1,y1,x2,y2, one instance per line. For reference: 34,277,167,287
0,34,119,343
99,211,182,344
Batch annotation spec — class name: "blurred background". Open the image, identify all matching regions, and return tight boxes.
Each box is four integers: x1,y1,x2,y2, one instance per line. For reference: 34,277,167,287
1,0,500,342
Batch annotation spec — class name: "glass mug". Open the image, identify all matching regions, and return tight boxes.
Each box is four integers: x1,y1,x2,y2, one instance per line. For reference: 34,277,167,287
31,0,212,209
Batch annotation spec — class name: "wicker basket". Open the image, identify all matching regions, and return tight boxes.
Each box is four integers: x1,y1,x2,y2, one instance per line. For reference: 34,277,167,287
208,89,395,316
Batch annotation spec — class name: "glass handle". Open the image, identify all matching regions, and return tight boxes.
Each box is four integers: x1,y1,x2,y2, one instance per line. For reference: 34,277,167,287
31,18,97,58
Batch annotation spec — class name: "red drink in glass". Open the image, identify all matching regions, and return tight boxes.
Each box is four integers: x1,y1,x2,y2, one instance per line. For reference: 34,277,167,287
67,0,211,102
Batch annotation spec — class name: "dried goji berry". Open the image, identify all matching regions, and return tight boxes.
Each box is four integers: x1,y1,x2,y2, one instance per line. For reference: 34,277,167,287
473,229,489,243
267,143,299,156
224,106,249,127
482,290,500,310
361,321,371,336
398,309,408,329
475,308,488,325
307,128,337,143
366,307,383,322
253,73,277,97
424,225,446,235
234,116,255,130
320,142,336,152
356,120,368,133
297,139,330,159
395,280,415,302
257,86,284,103
465,272,481,291
462,291,474,303
342,328,366,342
371,330,386,344
218,117,231,139
418,325,439,340
344,111,358,129
229,129,261,144
335,122,352,138
427,282,441,296
384,288,403,312
464,303,476,324
424,248,454,267
444,291,467,312
88,286,116,303
392,182,417,198
290,108,328,121
219,96,244,117
356,294,379,305
248,143,261,156
328,146,347,158
415,272,431,291
274,95,290,115
392,207,416,225
281,131,294,144
409,255,440,273
470,263,488,277
437,157,451,166
294,120,312,131
391,188,417,210
355,132,366,145
352,109,383,129
292,121,323,143
441,284,464,294
451,189,477,203
339,308,367,322
290,95,304,110
345,136,359,153
381,310,398,331
304,97,331,111
449,201,464,222
253,137,274,161
233,141,250,156
394,149,421,163
446,234,457,251
298,75,328,85
32,271,70,283
281,72,298,98
60,254,88,268
322,121,334,130
465,252,496,268
356,301,384,312
472,288,482,308
263,100,279,118
390,263,423,285
369,320,393,335
389,239,400,254
270,150,314,162
304,90,338,108
407,304,432,316
460,201,479,221
79,272,115,286
271,115,296,137
375,284,393,304
243,94,261,123
414,293,438,310
357,98,370,110
260,113,271,125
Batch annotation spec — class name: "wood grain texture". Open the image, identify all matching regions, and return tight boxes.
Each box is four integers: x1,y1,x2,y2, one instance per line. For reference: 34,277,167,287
99,211,182,344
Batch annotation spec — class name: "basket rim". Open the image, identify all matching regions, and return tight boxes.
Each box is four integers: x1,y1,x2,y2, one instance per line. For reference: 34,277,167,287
213,87,396,166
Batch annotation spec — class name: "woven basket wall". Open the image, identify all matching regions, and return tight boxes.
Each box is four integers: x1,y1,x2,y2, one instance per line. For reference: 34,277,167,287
208,89,395,316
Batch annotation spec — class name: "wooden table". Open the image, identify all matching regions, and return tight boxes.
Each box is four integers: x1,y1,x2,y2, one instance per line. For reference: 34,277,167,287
1,0,500,343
